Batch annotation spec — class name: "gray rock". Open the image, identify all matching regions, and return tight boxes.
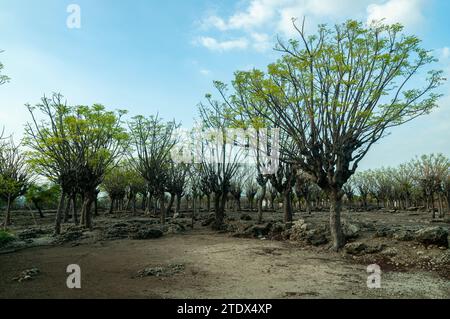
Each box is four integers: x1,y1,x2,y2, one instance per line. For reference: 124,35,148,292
344,242,368,255
415,227,449,248
344,242,384,255
131,228,163,240
393,229,414,241
342,222,360,240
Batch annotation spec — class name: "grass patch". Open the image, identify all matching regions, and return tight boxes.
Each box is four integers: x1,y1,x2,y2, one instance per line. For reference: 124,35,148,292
0,230,16,248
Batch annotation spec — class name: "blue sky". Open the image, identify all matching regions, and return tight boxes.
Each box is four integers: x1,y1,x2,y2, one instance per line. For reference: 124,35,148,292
0,0,449,170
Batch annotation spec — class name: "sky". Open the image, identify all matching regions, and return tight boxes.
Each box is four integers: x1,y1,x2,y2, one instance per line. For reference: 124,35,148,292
0,0,449,170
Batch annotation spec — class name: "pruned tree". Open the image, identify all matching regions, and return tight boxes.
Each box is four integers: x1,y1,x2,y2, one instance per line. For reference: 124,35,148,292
213,20,443,250
128,115,179,224
245,177,258,212
269,162,296,223
0,139,30,227
197,97,245,229
412,153,449,218
166,162,189,216
295,171,315,214
103,166,130,214
25,183,60,218
24,94,128,233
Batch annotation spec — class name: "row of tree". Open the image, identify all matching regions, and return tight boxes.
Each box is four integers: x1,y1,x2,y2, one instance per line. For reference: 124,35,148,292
348,154,450,217
1,20,447,251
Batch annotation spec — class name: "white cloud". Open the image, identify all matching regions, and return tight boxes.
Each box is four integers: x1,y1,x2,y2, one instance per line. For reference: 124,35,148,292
197,36,249,52
440,47,450,60
200,69,211,76
250,32,272,52
197,0,427,52
366,0,425,28
203,0,281,31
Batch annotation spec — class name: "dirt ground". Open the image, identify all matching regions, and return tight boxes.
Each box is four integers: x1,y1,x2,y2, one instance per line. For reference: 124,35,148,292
0,209,449,299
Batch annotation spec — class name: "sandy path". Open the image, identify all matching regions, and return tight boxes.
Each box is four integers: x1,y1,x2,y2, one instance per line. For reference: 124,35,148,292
0,229,448,299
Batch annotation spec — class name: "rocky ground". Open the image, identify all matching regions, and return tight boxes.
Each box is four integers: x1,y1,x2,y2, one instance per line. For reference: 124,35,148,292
0,208,449,299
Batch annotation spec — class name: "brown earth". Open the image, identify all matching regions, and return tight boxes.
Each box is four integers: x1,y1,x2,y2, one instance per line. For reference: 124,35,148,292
0,209,449,299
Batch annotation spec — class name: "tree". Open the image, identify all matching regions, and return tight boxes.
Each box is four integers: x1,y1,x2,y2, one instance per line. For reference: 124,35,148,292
197,98,245,229
25,183,60,218
0,139,30,227
24,94,128,233
128,115,179,224
102,166,130,214
269,162,296,223
245,177,258,211
165,162,189,216
0,50,10,86
412,154,449,218
215,20,443,250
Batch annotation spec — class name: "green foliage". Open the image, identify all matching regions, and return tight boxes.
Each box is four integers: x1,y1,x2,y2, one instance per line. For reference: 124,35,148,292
24,94,129,192
25,183,60,209
210,19,444,191
0,139,29,202
0,50,10,86
0,230,15,247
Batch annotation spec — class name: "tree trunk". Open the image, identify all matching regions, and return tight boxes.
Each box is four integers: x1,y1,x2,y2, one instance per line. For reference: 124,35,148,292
132,196,137,214
283,190,293,223
431,193,436,219
167,193,175,214
212,193,226,229
329,189,345,251
81,191,95,230
192,196,196,228
4,195,12,228
160,192,166,225
109,198,115,215
175,194,182,216
94,195,98,217
72,195,78,225
207,194,211,212
35,202,45,218
258,184,267,224
63,197,71,222
305,199,311,215
54,192,66,235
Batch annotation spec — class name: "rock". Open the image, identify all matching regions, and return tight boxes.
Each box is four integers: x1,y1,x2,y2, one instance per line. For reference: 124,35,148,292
415,227,449,248
393,229,414,241
12,268,40,282
201,217,215,227
344,242,368,255
137,263,185,277
304,229,328,246
342,222,360,240
131,228,163,240
268,222,286,240
165,222,186,234
233,223,273,238
382,247,398,257
344,242,383,255
247,223,273,238
104,227,129,240
57,230,83,243
17,228,48,240
374,227,395,238
240,214,252,221
288,221,329,246
431,251,450,265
